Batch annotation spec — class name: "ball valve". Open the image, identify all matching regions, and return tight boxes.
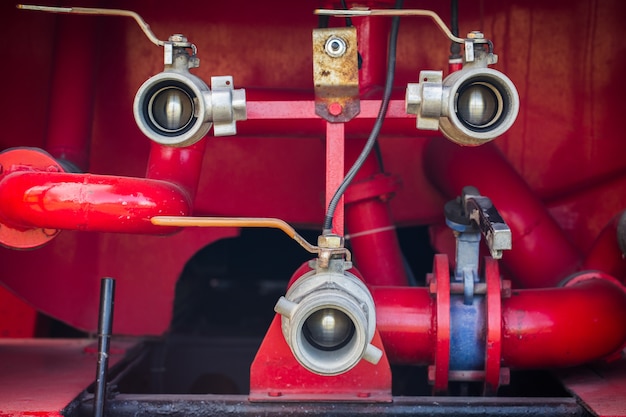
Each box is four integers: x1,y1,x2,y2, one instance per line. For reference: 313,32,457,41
406,31,519,146
274,235,382,376
134,34,247,146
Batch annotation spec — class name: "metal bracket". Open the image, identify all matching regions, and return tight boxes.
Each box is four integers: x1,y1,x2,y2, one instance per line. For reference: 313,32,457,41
313,27,360,122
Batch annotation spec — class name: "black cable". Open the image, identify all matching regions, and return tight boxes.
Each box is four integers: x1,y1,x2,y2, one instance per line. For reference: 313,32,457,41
451,0,459,36
450,0,462,59
323,0,404,232
340,0,354,27
318,14,329,28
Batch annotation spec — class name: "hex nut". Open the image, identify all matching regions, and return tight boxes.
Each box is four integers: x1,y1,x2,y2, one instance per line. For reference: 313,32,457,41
467,31,485,39
318,234,344,248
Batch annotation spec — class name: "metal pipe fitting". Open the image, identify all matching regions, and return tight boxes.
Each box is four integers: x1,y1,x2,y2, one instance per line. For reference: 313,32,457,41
134,42,246,146
406,51,519,146
274,264,382,376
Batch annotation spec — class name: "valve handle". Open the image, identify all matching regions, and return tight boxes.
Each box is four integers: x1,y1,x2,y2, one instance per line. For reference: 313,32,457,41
462,186,511,259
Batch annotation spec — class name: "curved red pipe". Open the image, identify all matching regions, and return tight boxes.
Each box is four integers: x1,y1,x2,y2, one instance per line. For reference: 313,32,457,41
424,139,581,288
582,211,626,283
501,275,626,369
0,171,191,234
146,140,207,203
345,152,408,286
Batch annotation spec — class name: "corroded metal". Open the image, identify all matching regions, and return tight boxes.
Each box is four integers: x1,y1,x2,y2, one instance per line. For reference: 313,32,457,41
313,27,360,122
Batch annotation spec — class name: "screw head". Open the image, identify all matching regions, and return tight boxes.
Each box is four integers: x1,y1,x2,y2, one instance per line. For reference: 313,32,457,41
325,36,347,58
328,102,343,116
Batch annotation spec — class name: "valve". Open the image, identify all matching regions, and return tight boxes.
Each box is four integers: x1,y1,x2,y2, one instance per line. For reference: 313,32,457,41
444,185,511,303
134,34,247,146
17,5,246,147
428,186,512,394
274,235,382,376
406,32,519,146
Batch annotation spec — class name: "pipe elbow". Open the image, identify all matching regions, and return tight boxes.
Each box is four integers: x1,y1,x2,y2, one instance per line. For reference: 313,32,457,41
502,272,626,369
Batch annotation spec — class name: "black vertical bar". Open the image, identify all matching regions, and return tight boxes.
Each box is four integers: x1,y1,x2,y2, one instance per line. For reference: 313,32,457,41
94,277,115,417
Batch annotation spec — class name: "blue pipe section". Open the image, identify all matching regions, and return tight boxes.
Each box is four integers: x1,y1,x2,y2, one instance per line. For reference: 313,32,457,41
449,295,486,370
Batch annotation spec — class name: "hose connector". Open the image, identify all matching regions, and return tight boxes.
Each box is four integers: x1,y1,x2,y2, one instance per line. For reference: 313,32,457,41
274,258,382,376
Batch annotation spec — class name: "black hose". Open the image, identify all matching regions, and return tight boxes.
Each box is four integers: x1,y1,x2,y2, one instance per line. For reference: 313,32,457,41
323,0,404,232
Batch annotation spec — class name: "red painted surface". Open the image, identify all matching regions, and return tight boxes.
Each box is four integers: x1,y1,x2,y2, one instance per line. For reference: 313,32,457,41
558,360,626,417
249,315,392,402
484,257,503,395
325,122,345,235
430,254,451,394
0,287,38,338
0,339,133,416
0,1,624,406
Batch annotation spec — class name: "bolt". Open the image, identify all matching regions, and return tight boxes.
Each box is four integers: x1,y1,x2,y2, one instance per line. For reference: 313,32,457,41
325,36,347,58
169,34,188,43
328,102,343,116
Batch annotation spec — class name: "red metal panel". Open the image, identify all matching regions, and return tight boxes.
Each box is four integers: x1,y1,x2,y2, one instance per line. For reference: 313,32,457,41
249,315,392,402
0,339,134,416
558,361,626,417
0,287,38,338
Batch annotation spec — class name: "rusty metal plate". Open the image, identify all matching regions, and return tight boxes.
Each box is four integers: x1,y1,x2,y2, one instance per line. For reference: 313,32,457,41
313,27,360,122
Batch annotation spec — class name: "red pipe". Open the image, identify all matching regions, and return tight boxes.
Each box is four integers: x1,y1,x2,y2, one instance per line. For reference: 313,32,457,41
424,139,582,288
353,15,391,94
371,273,626,369
371,286,435,365
582,211,626,283
146,140,207,203
345,151,408,286
501,274,626,369
0,171,190,234
287,257,625,371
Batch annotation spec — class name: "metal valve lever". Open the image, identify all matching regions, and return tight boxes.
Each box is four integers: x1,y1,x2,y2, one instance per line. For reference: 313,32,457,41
462,187,511,260
445,186,511,304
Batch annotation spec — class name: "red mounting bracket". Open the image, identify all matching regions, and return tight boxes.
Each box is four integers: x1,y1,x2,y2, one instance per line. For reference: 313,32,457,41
249,314,392,402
